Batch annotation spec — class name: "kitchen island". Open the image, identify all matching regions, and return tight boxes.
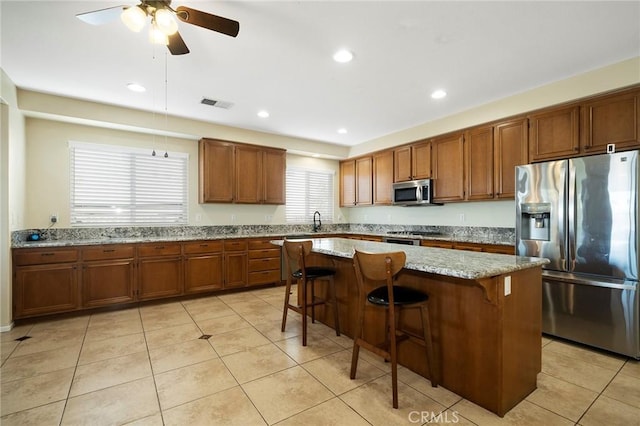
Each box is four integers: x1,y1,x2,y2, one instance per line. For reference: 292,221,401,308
273,237,549,417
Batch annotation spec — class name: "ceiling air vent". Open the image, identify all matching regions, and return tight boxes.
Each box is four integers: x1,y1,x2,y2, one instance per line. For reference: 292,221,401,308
201,97,234,109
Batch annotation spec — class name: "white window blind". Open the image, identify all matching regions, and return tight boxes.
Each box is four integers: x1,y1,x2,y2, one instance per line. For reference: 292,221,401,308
70,142,188,227
286,167,334,223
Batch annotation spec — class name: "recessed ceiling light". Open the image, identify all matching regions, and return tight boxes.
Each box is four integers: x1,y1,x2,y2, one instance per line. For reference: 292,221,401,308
431,89,447,99
337,128,348,134
257,110,270,118
127,83,146,92
333,49,353,63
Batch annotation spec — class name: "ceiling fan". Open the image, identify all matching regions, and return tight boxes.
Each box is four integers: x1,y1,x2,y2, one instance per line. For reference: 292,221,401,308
77,0,239,55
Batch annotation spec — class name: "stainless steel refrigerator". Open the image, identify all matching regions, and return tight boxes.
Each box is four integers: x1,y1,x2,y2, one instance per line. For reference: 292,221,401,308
516,150,639,359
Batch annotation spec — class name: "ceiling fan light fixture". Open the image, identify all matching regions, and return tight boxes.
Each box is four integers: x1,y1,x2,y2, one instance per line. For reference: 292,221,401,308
121,5,147,32
149,23,169,45
155,8,179,35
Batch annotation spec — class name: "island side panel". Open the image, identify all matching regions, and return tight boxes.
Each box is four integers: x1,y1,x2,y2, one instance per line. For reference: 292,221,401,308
306,252,542,417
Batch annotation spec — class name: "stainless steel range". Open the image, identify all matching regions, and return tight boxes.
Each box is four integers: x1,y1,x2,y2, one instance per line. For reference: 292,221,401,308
382,230,445,246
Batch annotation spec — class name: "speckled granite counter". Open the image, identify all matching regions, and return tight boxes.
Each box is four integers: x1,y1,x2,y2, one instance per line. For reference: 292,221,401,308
272,237,547,280
11,224,515,248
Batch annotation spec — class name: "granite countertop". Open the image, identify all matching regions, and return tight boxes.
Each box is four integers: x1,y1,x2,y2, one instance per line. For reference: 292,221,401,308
272,237,548,280
11,230,514,249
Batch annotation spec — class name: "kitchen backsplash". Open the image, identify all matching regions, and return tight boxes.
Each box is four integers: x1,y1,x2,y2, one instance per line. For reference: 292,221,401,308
11,224,515,246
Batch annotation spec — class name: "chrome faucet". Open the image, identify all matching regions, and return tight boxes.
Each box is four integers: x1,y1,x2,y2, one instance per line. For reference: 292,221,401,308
313,211,322,232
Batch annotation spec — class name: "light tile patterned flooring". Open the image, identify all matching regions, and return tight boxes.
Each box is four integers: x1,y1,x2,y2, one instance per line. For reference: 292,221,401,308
1,284,639,425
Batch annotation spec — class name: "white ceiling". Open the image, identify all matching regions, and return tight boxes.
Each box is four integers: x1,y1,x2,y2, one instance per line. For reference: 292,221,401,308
1,1,639,147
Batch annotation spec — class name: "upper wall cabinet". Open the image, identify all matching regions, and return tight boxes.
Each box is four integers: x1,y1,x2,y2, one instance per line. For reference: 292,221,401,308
199,138,286,204
393,140,431,182
340,156,373,207
529,87,640,162
465,125,494,201
494,118,528,199
528,105,580,162
581,89,640,154
373,150,394,205
432,132,465,202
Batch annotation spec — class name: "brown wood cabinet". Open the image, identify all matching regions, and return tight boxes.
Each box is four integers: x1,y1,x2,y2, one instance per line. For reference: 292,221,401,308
432,132,465,202
199,138,286,205
224,240,248,289
184,241,224,294
12,248,80,319
248,239,282,286
393,140,431,182
199,139,235,203
581,89,640,153
466,125,494,200
528,104,580,161
82,245,135,308
494,118,528,199
137,243,183,300
373,150,393,205
340,156,373,206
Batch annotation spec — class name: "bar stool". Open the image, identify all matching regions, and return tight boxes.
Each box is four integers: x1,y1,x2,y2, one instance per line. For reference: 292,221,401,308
281,240,341,346
350,249,438,409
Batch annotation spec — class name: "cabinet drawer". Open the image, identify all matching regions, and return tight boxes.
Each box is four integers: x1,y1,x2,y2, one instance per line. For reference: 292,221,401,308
248,248,281,259
248,257,281,272
248,239,279,250
82,245,135,261
183,241,224,254
137,243,182,257
14,249,79,266
248,270,281,285
224,240,248,251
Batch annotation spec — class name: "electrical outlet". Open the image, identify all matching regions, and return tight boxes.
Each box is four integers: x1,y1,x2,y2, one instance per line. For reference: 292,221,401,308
265,215,273,222
230,214,236,222
459,213,465,223
50,213,59,224
504,276,511,296
195,213,202,222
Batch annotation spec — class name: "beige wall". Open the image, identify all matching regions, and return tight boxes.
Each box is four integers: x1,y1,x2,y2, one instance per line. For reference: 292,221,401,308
1,69,26,329
25,118,343,228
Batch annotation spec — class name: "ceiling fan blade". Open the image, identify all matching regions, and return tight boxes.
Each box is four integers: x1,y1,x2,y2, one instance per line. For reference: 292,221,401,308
167,31,190,55
175,6,239,37
76,5,126,25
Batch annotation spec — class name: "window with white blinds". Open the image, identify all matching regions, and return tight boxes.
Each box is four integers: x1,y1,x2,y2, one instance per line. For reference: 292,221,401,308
70,142,188,227
285,166,334,223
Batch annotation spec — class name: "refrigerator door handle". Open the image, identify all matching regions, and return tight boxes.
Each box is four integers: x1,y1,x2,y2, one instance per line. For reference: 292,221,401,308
567,161,576,272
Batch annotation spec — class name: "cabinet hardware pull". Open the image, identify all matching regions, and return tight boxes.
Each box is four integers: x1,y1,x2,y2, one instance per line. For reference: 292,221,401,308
155,246,165,249
200,244,208,247
41,253,55,256
103,249,115,252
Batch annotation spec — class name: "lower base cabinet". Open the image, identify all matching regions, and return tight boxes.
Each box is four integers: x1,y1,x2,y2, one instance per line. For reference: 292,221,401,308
83,260,135,307
138,257,183,300
14,263,79,318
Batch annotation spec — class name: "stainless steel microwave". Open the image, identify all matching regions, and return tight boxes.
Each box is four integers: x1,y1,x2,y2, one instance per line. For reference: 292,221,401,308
392,179,437,206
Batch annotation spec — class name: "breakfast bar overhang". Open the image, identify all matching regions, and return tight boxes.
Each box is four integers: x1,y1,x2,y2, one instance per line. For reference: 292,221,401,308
272,237,549,417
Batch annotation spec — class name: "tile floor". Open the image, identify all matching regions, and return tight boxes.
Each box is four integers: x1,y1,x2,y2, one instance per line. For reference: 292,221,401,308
1,285,639,425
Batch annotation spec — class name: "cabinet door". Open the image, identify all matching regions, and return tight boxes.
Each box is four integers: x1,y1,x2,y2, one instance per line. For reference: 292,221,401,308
373,150,393,205
224,252,248,288
412,141,432,179
529,105,579,161
235,145,263,203
340,160,356,207
494,118,528,199
466,126,494,200
432,133,465,202
14,264,79,318
393,146,412,182
582,90,640,153
199,139,234,203
355,156,373,205
138,257,183,300
83,260,135,308
263,149,286,204
185,254,224,293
